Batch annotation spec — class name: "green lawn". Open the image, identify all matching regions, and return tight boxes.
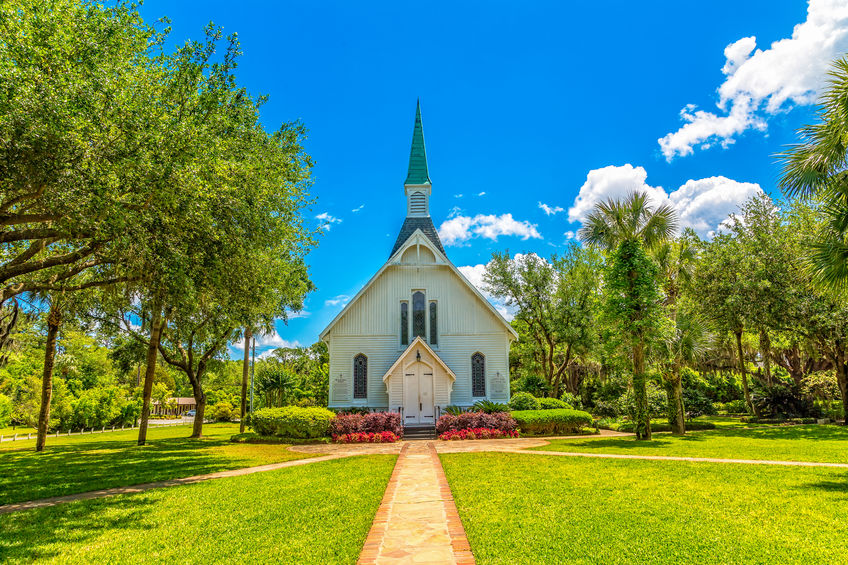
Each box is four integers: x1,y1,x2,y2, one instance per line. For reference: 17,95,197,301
0,455,395,564
442,452,848,564
0,426,37,437
533,424,848,463
0,423,313,505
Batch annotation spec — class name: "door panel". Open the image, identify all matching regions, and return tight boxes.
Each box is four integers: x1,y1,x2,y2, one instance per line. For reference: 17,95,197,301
420,371,434,421
404,371,419,424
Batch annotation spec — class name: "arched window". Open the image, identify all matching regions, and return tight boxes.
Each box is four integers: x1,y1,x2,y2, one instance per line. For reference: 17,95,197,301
400,302,409,345
353,354,367,399
429,302,438,345
471,352,485,397
412,291,426,339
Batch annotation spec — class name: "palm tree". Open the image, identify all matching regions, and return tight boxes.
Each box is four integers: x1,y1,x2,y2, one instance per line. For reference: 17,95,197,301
779,56,848,288
578,191,678,251
579,191,678,440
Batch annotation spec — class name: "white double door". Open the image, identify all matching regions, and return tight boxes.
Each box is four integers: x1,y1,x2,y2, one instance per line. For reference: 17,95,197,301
403,362,435,425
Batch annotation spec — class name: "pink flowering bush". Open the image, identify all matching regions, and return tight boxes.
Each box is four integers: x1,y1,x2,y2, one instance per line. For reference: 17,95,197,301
333,431,400,443
331,412,403,438
435,411,517,434
439,428,519,441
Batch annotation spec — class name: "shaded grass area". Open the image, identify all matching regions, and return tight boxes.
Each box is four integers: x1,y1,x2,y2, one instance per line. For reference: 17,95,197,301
0,455,395,564
0,424,313,505
533,424,848,463
442,452,848,565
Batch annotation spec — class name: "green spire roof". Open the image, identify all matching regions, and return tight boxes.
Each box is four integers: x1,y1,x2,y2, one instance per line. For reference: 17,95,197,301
404,100,431,185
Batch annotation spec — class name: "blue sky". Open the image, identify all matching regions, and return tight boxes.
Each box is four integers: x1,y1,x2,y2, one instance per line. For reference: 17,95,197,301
138,0,848,357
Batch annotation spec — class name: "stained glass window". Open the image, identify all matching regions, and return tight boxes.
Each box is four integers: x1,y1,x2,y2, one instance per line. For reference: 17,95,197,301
429,302,438,345
472,352,485,397
412,291,425,339
400,302,408,345
353,354,367,399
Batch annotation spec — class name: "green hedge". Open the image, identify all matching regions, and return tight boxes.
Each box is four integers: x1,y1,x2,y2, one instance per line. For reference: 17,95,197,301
612,420,717,433
230,432,331,445
510,409,594,436
250,406,335,439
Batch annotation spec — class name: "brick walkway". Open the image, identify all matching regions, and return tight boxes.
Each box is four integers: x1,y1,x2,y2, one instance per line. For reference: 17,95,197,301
358,441,475,565
0,454,347,515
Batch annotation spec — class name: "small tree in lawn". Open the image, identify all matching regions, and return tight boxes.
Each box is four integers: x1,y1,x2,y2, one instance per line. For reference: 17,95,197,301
579,192,677,440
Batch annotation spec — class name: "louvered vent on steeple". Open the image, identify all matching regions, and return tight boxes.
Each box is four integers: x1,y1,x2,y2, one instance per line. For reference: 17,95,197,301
409,191,427,216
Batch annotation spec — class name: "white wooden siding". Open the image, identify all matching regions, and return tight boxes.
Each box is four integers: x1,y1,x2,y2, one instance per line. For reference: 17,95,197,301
325,239,512,409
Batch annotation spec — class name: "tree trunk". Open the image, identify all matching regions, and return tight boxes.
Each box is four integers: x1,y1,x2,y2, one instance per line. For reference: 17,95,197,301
735,330,758,417
240,329,252,434
835,346,848,426
192,390,206,438
138,303,164,446
35,302,62,452
665,365,686,435
759,328,772,386
632,340,651,440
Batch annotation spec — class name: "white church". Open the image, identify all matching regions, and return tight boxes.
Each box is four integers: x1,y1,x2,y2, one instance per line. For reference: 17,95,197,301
320,103,517,428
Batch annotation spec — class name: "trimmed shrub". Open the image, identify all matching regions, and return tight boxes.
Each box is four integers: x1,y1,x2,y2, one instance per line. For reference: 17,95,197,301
613,420,717,433
538,397,570,410
472,400,511,414
333,431,399,443
436,411,517,434
510,409,593,436
509,392,540,411
330,411,402,437
230,432,330,445
250,406,335,438
439,428,519,441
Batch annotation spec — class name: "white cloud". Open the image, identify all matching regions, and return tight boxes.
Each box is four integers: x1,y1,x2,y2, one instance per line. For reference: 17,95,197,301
659,0,848,160
457,263,515,321
568,164,762,238
454,193,464,198
477,191,486,196
538,202,565,216
324,294,351,307
438,213,542,246
316,212,342,231
285,309,310,319
232,329,300,351
564,230,576,240
351,204,364,213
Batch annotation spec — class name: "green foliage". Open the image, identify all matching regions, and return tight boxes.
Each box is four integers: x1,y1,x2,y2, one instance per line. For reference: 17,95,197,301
508,392,540,411
681,388,716,419
623,381,667,419
250,406,335,438
613,420,716,433
443,405,466,416
0,393,11,427
207,401,237,423
538,397,570,410
472,400,510,414
510,409,594,435
559,392,582,409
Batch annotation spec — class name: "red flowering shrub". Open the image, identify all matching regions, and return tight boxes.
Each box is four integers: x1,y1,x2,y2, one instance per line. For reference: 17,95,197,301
330,412,403,437
438,428,519,441
435,411,517,434
332,431,399,443
331,413,364,436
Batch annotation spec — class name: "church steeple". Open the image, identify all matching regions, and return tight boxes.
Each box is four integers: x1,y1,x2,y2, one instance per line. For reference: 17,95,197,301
405,100,431,186
404,100,432,218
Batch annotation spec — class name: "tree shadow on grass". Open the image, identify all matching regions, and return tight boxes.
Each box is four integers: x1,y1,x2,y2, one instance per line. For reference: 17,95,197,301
690,425,848,442
0,493,158,562
0,435,264,506
798,472,848,498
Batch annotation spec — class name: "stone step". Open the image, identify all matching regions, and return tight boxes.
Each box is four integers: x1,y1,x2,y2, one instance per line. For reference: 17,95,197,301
403,426,436,440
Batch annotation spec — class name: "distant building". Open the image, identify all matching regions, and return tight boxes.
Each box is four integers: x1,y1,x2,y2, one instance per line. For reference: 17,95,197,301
320,102,516,427
151,397,196,416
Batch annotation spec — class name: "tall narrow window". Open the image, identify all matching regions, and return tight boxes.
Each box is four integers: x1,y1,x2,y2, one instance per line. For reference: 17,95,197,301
429,302,438,345
412,291,426,339
471,352,486,397
353,354,367,399
400,302,409,346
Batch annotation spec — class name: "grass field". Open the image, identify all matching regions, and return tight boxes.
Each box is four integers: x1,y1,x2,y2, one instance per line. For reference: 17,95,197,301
532,424,848,463
0,423,313,505
441,451,848,564
0,426,37,437
0,455,395,564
